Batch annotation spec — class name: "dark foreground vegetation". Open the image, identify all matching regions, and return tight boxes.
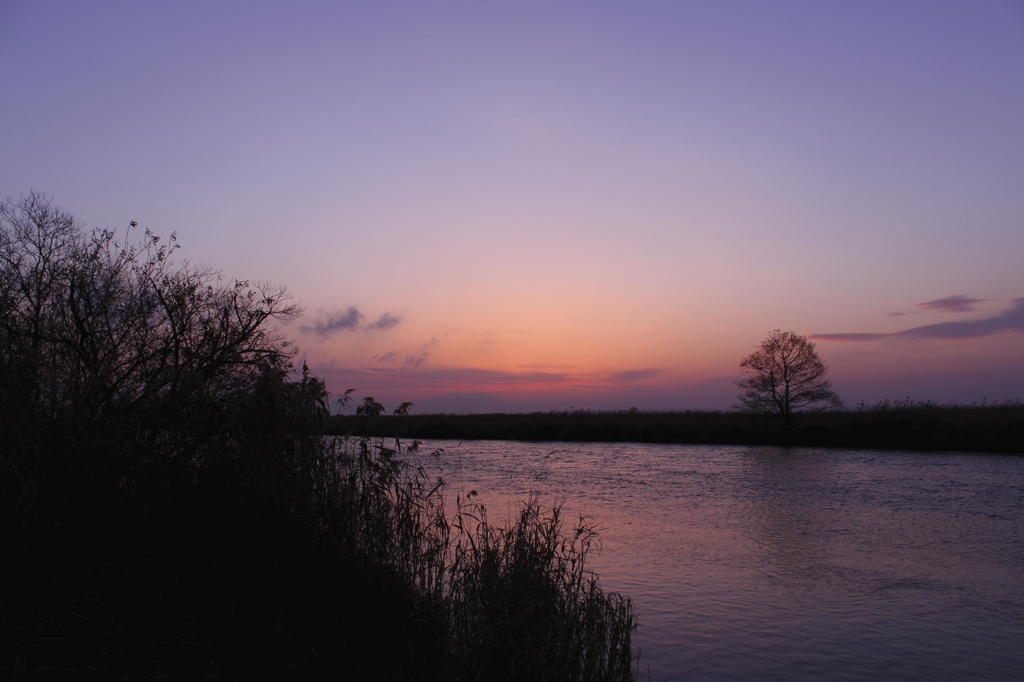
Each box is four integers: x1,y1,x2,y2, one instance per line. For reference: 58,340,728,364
334,400,1024,455
1,194,636,681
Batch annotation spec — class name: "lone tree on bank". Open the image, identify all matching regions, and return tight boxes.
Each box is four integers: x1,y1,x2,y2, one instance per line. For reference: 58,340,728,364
735,329,843,425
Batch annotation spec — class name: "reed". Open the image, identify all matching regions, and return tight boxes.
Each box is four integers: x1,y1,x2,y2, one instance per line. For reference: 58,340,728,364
1,195,637,680
442,495,636,681
313,435,638,681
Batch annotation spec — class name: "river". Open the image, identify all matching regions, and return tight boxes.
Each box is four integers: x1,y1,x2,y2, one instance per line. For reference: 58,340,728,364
411,440,1024,681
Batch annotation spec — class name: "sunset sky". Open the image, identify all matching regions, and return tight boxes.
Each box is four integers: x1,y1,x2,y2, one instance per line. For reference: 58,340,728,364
2,1,1022,413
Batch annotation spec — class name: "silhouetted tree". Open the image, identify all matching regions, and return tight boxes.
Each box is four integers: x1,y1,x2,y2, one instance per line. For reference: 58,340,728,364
2,194,639,682
735,329,842,425
0,193,299,422
0,192,302,526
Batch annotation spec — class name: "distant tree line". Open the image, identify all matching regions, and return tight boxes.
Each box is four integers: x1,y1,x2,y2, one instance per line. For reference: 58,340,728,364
335,401,1024,454
339,329,1023,454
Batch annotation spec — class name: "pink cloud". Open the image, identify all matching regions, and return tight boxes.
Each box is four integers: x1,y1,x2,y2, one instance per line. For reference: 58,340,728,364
813,298,1024,342
916,295,985,313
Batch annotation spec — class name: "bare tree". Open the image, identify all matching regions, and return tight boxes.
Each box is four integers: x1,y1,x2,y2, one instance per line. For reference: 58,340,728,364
0,192,301,424
0,192,316,529
735,329,843,424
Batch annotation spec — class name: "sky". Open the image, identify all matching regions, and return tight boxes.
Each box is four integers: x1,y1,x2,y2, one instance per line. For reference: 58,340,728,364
2,1,1023,413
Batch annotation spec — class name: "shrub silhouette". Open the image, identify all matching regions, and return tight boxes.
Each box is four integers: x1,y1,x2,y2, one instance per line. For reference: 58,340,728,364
1,193,636,681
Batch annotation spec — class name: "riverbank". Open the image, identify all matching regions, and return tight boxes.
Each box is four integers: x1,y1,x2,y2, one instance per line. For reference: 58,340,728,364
6,430,636,681
1,199,635,681
331,402,1024,454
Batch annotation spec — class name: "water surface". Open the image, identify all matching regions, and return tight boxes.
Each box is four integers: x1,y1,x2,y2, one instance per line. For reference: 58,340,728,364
416,440,1024,681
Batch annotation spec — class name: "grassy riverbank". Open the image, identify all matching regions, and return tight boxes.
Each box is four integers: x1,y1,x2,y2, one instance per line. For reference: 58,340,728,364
332,401,1024,454
1,196,635,681
5,434,635,681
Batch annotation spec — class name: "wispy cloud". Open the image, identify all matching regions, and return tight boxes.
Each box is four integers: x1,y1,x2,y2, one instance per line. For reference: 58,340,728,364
404,354,428,369
813,298,1024,342
916,295,985,313
606,369,664,383
301,307,401,336
370,351,397,364
300,306,364,336
813,332,889,342
318,366,574,392
367,312,401,330
703,376,742,384
316,364,670,393
884,294,985,318
395,337,437,369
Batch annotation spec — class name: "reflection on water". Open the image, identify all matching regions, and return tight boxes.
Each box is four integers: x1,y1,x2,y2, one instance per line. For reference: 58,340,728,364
417,440,1024,682
743,449,839,586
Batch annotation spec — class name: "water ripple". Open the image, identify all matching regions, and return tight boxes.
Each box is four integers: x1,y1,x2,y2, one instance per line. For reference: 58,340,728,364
416,441,1024,681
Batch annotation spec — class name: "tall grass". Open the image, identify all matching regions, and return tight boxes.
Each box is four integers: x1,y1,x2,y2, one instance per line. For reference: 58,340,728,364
443,497,635,681
6,371,638,681
312,435,638,681
1,194,637,680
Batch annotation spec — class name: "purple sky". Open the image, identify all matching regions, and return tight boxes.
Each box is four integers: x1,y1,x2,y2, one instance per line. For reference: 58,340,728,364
2,1,1023,412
